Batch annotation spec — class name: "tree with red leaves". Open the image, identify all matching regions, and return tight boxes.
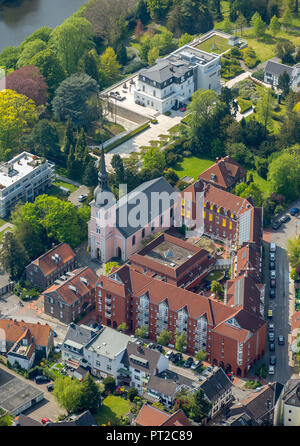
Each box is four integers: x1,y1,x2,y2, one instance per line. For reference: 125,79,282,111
5,66,48,105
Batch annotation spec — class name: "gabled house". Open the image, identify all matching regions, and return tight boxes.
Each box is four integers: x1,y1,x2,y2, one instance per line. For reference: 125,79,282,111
264,60,300,91
7,328,35,371
198,156,247,192
25,243,77,290
61,322,99,369
43,266,98,324
134,404,191,426
199,367,233,419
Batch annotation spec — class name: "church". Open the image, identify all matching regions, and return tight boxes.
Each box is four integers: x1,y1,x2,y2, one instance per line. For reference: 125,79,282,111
88,147,178,263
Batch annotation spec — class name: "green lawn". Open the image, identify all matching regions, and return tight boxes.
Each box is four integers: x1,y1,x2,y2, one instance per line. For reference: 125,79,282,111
251,171,271,196
52,180,78,193
0,218,8,227
95,396,131,426
206,270,225,282
196,35,231,54
173,157,215,181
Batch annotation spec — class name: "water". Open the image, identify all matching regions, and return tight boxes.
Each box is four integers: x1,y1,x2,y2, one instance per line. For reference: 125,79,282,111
0,0,87,52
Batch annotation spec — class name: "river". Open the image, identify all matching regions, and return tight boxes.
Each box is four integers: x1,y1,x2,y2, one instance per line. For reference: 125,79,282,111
0,0,87,52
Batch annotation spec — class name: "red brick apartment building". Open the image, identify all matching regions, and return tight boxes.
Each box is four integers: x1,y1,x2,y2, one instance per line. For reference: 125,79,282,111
198,155,247,192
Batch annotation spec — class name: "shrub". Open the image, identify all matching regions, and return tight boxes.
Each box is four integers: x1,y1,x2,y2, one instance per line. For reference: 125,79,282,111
164,111,171,116
102,123,150,153
244,380,261,389
128,387,139,401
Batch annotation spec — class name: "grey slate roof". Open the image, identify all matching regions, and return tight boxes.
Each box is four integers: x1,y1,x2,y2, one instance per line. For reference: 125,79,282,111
48,411,97,426
116,176,176,238
147,369,199,397
140,60,191,83
121,342,163,373
283,379,300,407
265,60,293,77
200,367,232,402
62,323,99,351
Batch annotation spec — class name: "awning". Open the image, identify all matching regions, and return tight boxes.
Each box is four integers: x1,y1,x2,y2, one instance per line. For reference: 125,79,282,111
117,368,131,376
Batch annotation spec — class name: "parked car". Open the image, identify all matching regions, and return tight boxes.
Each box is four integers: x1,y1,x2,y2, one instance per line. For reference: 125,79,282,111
165,350,173,359
270,279,276,288
54,343,62,354
148,343,155,349
270,252,276,262
268,309,273,318
271,221,281,230
136,340,143,346
179,106,186,112
269,343,275,352
47,384,54,392
227,373,233,381
268,365,275,375
270,270,276,280
191,360,201,370
269,261,275,270
268,332,275,342
278,335,285,345
290,208,299,216
35,375,50,384
41,418,51,425
78,194,88,203
268,322,275,331
269,355,276,365
171,352,182,364
270,243,276,253
279,215,291,224
52,331,57,338
183,357,194,368
270,289,276,299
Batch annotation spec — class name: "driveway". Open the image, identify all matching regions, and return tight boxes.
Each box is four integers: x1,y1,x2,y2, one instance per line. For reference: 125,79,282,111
68,185,90,207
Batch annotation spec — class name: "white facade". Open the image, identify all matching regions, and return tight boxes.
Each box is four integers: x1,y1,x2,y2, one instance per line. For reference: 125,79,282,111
283,403,300,426
133,45,221,114
0,152,55,217
129,354,169,395
8,351,35,371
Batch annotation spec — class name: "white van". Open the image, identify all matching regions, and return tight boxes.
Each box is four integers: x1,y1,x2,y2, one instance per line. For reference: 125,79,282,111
270,243,276,253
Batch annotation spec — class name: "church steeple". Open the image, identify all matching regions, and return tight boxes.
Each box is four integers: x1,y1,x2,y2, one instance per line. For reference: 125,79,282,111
93,144,112,206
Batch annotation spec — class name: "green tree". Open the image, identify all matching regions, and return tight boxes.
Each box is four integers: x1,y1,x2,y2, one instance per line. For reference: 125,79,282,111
211,280,224,298
195,350,207,362
163,168,179,187
282,7,293,31
287,236,300,268
99,47,121,85
278,71,291,98
83,49,100,84
103,376,116,393
62,119,75,156
79,373,101,413
235,12,247,36
117,322,128,332
135,325,148,339
28,120,61,161
143,147,166,173
53,376,83,414
223,18,233,34
178,33,193,47
15,219,47,261
115,42,128,66
148,46,159,65
175,332,187,353
268,152,300,201
0,46,21,71
16,39,47,68
66,143,79,180
250,12,260,27
139,35,152,62
135,0,150,24
255,89,275,132
111,154,125,185
0,231,29,280
52,73,99,129
253,14,266,38
31,49,66,98
146,0,170,20
236,182,263,206
192,389,212,422
105,261,120,274
50,16,94,75
127,387,139,401
157,329,172,346
225,142,253,166
82,158,98,187
269,15,281,37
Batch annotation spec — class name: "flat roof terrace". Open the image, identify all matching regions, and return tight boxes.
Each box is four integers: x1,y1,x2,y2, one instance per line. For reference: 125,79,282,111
144,239,195,268
0,152,45,188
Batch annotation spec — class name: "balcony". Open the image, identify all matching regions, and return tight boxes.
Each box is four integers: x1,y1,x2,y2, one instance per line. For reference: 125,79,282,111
105,297,111,304
105,312,111,318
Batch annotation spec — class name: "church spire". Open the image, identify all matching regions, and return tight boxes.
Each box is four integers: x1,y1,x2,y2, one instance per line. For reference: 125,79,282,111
98,144,109,190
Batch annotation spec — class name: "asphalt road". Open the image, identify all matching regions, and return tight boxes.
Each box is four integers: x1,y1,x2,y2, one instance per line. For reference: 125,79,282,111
264,206,300,384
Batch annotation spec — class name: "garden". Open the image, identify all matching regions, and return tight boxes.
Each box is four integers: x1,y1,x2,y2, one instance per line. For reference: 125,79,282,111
95,395,132,426
205,270,225,282
173,156,214,181
196,35,231,54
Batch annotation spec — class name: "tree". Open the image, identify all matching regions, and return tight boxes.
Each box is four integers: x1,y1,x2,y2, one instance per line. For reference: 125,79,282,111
134,19,144,39
250,12,260,27
0,89,38,154
0,46,21,71
146,0,170,20
50,16,94,75
139,35,152,62
5,66,48,106
148,46,159,65
53,376,83,414
27,119,61,162
225,142,253,166
62,119,75,156
269,15,281,37
255,156,268,179
117,322,128,332
192,389,212,422
211,280,224,298
74,128,88,165
105,261,120,274
223,18,233,34
287,235,300,268
255,89,275,132
178,33,193,47
16,39,47,68
15,218,47,261
163,169,179,187
157,329,172,346
103,376,116,393
278,71,291,98
276,40,295,64
99,47,121,85
175,332,187,353
136,0,150,24
238,182,263,206
268,152,300,201
135,325,148,339
236,12,247,36
52,73,99,129
83,49,100,84
152,29,174,55
31,49,66,98
0,231,29,280
282,7,293,31
79,373,101,413
195,350,207,362
127,387,139,401
253,14,266,38
143,147,166,173
82,158,99,187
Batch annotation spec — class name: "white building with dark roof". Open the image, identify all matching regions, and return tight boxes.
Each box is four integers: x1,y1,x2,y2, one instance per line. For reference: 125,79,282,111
264,60,300,92
134,45,221,113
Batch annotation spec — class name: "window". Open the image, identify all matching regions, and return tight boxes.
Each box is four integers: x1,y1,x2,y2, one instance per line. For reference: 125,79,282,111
132,235,136,246
170,208,173,218
142,228,145,239
50,307,54,314
160,216,163,225
107,365,112,371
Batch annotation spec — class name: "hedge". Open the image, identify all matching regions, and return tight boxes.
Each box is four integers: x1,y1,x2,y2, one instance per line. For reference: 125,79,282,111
92,122,150,155
237,97,252,114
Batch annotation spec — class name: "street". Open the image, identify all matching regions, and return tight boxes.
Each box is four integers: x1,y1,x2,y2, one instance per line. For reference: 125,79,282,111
263,203,300,384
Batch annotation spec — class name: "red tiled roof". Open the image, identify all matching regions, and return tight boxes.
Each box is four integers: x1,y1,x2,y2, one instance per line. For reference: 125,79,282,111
31,243,76,277
226,274,262,316
213,308,265,342
44,267,98,305
198,156,247,190
0,319,52,346
235,243,261,280
135,404,190,426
